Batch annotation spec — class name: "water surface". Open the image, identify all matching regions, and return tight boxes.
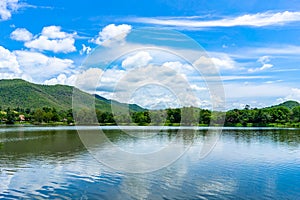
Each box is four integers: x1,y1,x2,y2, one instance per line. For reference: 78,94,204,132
0,126,299,199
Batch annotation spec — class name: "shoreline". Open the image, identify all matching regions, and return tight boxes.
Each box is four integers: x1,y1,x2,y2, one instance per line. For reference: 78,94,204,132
1,124,299,131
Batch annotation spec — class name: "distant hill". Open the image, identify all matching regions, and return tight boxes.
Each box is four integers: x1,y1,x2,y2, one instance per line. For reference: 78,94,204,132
0,79,145,112
271,100,300,110
94,94,145,112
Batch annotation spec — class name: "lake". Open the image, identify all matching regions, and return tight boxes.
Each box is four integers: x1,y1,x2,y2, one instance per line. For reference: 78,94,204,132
0,126,299,199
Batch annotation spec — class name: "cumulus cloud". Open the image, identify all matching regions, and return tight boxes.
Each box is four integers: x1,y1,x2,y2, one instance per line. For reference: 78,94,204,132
10,28,33,41
95,63,200,108
24,26,77,53
44,74,77,85
248,55,273,73
14,50,74,81
90,24,132,46
25,36,76,53
41,26,71,39
130,11,300,28
122,51,152,69
0,0,21,21
0,45,21,75
190,84,208,92
128,84,182,109
210,56,236,70
74,68,104,91
79,51,215,109
193,54,236,74
162,61,196,76
277,88,300,103
79,44,92,55
72,56,205,109
0,46,75,82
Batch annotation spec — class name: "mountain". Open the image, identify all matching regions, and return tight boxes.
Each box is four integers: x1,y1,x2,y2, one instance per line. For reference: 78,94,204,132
94,94,145,112
271,100,300,110
0,79,145,112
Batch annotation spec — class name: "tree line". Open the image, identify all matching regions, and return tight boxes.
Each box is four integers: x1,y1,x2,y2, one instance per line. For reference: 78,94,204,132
0,107,74,125
0,105,300,127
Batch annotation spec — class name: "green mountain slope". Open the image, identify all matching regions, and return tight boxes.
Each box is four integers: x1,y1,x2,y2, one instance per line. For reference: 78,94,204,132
0,79,144,112
271,100,300,109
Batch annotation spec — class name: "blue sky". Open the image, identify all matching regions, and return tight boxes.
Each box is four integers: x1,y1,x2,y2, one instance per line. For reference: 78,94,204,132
1,0,300,110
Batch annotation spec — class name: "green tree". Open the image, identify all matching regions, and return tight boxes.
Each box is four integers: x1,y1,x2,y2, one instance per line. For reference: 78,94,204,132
269,106,290,123
131,111,150,125
51,108,60,122
291,106,300,122
34,108,45,123
199,109,211,125
5,107,15,124
166,108,181,123
43,111,53,123
225,109,241,126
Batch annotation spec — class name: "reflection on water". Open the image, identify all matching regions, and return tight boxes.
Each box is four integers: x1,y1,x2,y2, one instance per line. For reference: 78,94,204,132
0,127,299,199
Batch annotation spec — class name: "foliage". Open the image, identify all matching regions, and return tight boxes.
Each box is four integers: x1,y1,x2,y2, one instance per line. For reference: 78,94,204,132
0,102,299,127
271,100,300,110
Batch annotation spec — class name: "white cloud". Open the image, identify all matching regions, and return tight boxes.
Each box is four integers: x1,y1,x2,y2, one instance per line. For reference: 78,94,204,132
25,36,76,53
44,73,77,85
277,88,300,103
128,84,182,109
97,68,126,92
162,61,195,76
74,68,103,91
261,63,273,70
75,59,205,109
248,64,273,73
90,24,132,46
10,28,33,41
0,0,20,21
248,55,273,73
257,55,270,63
41,26,71,39
24,26,76,53
14,50,74,81
193,54,236,74
0,45,21,75
0,46,75,82
190,84,208,92
122,51,152,69
210,56,236,70
130,11,300,28
79,44,92,55
80,49,225,109
96,64,200,108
